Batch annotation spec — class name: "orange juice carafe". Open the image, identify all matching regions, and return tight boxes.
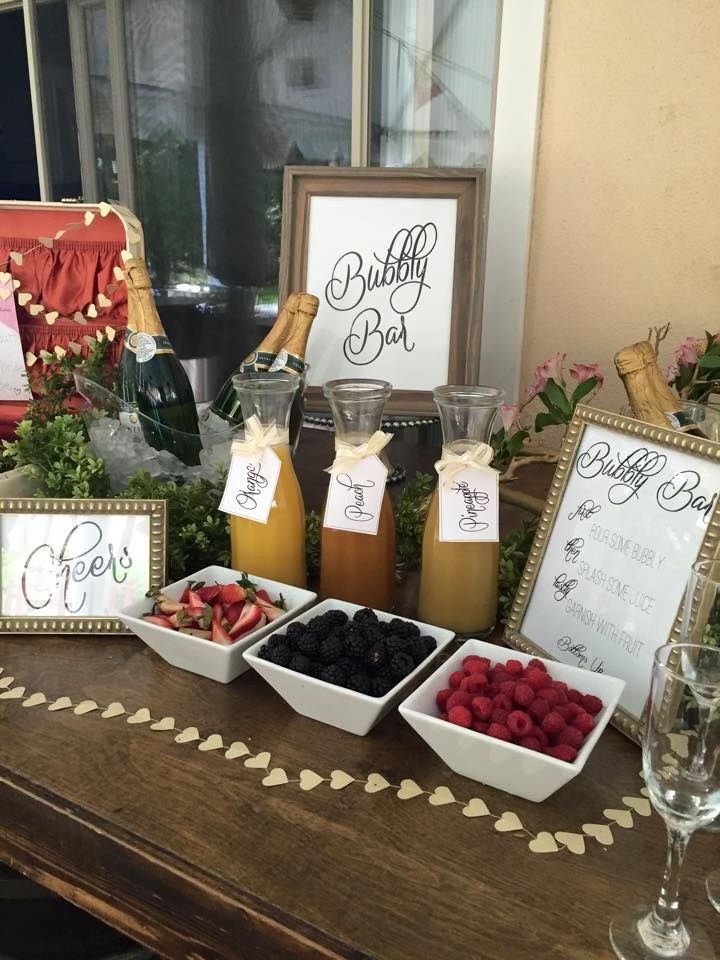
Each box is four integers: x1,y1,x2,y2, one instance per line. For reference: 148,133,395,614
418,385,504,636
320,379,396,610
228,375,306,587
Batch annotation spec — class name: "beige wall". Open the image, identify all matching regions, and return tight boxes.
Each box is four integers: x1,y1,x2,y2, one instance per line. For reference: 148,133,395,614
522,0,720,413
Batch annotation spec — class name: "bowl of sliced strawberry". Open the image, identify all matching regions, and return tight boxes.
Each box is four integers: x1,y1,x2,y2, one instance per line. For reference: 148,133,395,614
118,565,317,683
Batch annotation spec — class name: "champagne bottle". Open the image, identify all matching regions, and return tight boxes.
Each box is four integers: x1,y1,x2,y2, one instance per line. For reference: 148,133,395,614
615,340,702,434
118,258,202,465
209,292,300,424
268,293,319,373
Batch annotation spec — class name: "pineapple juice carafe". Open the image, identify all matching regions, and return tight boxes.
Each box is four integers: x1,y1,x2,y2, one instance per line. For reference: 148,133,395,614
418,385,504,635
320,379,396,610
224,375,306,587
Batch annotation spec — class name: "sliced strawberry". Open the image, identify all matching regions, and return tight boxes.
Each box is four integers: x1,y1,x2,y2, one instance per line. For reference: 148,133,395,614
255,588,271,603
228,602,263,639
179,627,212,640
196,584,221,603
144,614,174,629
211,620,234,645
179,586,191,604
256,598,284,621
186,589,205,609
158,600,184,615
219,582,246,605
211,602,224,624
226,601,245,624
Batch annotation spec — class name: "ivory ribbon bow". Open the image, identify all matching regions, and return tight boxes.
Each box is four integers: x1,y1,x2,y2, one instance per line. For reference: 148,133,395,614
231,415,285,456
435,442,495,487
326,430,393,476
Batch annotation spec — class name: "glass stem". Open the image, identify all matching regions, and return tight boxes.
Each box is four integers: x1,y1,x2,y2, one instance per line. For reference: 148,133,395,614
652,826,691,930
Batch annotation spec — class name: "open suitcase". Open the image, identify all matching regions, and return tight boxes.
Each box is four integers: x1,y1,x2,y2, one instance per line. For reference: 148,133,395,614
0,200,143,439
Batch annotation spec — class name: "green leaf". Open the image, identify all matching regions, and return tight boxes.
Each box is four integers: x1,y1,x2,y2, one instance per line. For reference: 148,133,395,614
570,378,598,405
697,354,720,370
534,411,561,432
543,379,572,417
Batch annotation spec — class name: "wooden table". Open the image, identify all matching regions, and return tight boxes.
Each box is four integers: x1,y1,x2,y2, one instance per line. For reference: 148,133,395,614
0,439,718,960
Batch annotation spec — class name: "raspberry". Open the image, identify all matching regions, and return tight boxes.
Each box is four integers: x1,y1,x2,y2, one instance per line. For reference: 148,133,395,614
541,711,566,735
505,659,524,676
518,735,542,752
528,658,547,671
492,693,513,713
567,688,583,704
472,721,489,734
439,712,449,722
555,705,573,721
573,712,596,735
513,683,535,708
487,723,512,742
448,705,473,728
529,697,550,721
525,667,551,692
436,688,452,710
507,710,533,738
582,694,604,716
471,696,493,721
532,725,549,748
545,744,578,763
557,726,584,749
552,680,569,694
499,679,517,697
536,686,561,707
460,674,489,696
447,690,473,711
491,709,509,726
489,669,511,686
566,701,584,718
449,670,465,689
463,655,490,674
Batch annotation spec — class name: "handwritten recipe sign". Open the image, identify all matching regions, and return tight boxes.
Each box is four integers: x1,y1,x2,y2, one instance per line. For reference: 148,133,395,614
0,499,166,633
507,407,720,737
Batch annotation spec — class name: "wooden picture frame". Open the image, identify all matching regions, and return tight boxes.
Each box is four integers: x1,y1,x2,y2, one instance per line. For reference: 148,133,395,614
279,167,485,415
0,498,167,634
504,406,720,743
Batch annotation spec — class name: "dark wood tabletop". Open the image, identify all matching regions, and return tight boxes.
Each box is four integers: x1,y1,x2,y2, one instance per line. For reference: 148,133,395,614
0,431,718,960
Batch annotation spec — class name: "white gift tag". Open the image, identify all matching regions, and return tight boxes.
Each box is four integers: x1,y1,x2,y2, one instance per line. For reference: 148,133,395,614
439,466,499,542
219,447,281,524
323,454,388,536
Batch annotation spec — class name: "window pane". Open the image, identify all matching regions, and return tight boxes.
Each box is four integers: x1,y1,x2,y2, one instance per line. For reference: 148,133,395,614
0,7,39,199
370,0,499,167
85,2,119,200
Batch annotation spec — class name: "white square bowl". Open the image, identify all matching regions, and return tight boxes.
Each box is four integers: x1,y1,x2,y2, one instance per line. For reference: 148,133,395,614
243,599,455,736
117,565,317,683
399,639,625,802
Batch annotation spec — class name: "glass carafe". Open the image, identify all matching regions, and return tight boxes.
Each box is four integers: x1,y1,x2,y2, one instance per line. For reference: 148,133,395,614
418,385,504,635
320,379,396,610
230,375,306,587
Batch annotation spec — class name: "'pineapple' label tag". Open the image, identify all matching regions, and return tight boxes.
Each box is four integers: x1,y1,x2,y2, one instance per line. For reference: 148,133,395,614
323,455,388,536
439,466,499,543
219,447,281,524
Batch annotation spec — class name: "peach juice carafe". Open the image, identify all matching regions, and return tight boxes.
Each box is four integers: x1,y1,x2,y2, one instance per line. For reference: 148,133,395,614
418,385,504,635
320,379,396,610
229,375,306,587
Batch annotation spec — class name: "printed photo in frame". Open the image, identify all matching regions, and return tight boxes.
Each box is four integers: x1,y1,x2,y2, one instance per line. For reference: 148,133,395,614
0,498,167,634
279,167,486,415
504,405,720,743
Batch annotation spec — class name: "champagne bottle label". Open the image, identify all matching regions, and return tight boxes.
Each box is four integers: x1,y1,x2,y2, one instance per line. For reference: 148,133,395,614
241,350,276,372
124,331,175,363
268,348,305,375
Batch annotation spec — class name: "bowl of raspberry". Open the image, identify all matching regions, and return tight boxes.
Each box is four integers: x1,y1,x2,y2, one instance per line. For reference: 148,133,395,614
243,600,454,736
399,639,625,802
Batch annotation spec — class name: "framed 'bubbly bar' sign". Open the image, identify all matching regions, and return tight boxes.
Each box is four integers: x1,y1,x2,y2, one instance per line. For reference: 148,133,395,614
0,498,166,633
279,167,485,414
506,406,720,741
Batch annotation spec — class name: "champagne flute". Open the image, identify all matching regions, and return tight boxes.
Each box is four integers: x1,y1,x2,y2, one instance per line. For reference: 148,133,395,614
609,642,720,960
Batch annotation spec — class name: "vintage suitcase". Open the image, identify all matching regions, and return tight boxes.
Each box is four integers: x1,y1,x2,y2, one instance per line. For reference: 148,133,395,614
0,201,143,438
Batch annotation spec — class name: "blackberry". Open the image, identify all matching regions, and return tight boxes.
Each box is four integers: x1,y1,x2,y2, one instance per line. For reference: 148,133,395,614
266,642,292,667
344,625,369,658
390,651,415,680
365,640,388,671
354,607,378,626
306,615,326,633
297,633,321,658
305,660,322,679
288,653,312,675
380,620,394,637
421,635,437,656
324,609,349,629
286,622,306,642
347,671,372,695
362,623,386,646
370,666,395,697
336,655,358,675
390,617,420,640
409,637,429,665
320,663,348,686
257,644,270,660
385,633,412,655
267,632,287,649
319,634,344,665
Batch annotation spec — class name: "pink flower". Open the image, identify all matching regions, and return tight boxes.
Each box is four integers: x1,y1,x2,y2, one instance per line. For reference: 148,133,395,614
499,402,522,435
569,362,604,385
526,353,566,398
665,361,680,382
673,337,704,367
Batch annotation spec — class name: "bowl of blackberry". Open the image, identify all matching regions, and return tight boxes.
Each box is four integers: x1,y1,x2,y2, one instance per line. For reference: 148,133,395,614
243,599,454,735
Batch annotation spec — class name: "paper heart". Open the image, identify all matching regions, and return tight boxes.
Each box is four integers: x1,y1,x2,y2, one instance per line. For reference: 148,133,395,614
174,726,200,743
0,272,9,283
198,733,224,752
364,772,391,794
9,251,23,266
73,311,86,324
582,822,614,845
12,279,20,289
462,798,490,818
87,303,97,318
494,811,523,833
54,346,67,359
18,293,32,306
22,692,47,708
622,795,651,817
0,289,10,301
74,699,98,715
397,778,424,800
428,785,455,807
329,769,354,790
98,201,112,217
28,304,44,315
640,786,649,798
528,832,559,854
120,249,132,263
0,676,14,689
151,716,175,731
299,769,324,791
555,831,586,855
0,686,26,700
224,740,250,760
668,733,690,758
45,311,59,325
97,294,112,308
262,767,289,787
113,266,124,281
101,702,125,719
67,341,82,355
84,211,95,226
604,808,634,829
47,696,73,712
54,230,65,240
127,707,152,724
244,751,271,769
39,237,53,248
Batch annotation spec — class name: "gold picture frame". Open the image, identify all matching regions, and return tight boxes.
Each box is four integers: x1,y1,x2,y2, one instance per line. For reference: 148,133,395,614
0,498,167,634
504,405,720,742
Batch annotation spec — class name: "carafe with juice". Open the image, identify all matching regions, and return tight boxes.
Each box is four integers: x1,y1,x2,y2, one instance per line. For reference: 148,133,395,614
418,385,504,635
228,375,306,587
320,379,396,610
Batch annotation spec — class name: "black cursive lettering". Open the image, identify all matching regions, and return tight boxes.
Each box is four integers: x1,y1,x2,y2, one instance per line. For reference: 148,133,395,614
552,572,578,602
568,499,602,521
